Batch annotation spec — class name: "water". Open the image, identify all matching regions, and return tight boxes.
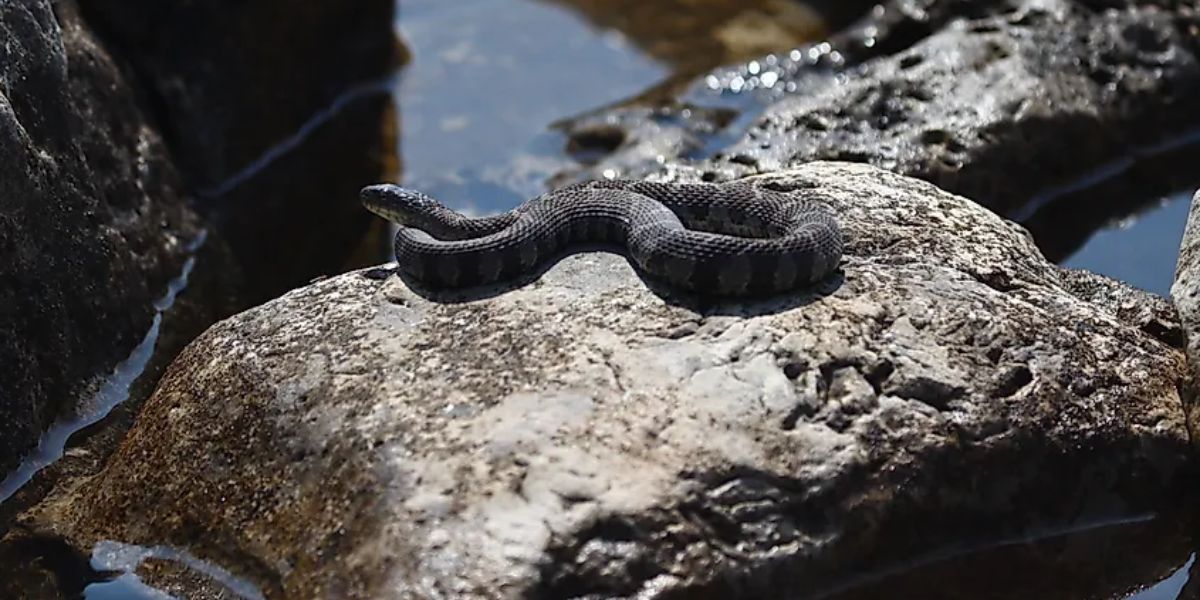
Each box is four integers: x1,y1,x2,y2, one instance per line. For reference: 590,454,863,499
393,0,825,213
85,575,177,600
816,514,1197,600
84,540,266,600
1061,190,1194,296
1129,555,1194,600
395,0,668,211
198,79,397,199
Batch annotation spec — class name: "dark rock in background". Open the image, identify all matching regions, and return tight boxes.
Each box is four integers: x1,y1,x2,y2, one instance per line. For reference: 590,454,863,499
0,0,399,549
0,0,239,488
558,0,1200,254
78,0,403,302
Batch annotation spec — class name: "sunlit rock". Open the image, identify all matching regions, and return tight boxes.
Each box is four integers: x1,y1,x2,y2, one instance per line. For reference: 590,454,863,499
32,163,1192,598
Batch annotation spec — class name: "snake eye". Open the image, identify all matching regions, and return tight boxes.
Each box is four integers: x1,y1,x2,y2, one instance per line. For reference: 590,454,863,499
360,184,411,222
359,184,391,204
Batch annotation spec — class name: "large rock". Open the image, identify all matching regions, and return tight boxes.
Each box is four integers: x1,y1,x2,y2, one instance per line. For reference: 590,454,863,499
703,0,1200,211
0,1,238,486
1171,189,1200,450
560,0,1200,259
29,163,1191,598
78,0,402,301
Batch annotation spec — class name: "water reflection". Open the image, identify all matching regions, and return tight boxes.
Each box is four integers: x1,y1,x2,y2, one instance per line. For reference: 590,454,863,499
819,514,1197,600
542,0,827,98
84,540,265,600
396,0,665,211
1061,191,1194,297
1129,555,1193,600
394,0,827,214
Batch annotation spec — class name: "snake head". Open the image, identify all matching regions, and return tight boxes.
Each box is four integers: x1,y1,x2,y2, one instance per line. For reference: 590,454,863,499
360,184,440,225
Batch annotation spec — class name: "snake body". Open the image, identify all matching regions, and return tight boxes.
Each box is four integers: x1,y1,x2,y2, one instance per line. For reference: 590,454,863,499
360,179,843,296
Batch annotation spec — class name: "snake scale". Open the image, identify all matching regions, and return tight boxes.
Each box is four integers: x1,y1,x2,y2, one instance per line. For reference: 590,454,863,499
360,179,843,296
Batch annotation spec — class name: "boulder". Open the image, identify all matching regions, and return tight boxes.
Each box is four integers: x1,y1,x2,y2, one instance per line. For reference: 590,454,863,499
0,0,237,489
1171,189,1200,449
559,0,1200,259
30,163,1192,598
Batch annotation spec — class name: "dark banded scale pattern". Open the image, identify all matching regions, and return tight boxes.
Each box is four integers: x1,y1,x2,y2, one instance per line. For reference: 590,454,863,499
360,179,843,296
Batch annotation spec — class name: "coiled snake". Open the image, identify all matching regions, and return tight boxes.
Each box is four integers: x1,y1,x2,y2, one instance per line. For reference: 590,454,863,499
360,179,843,296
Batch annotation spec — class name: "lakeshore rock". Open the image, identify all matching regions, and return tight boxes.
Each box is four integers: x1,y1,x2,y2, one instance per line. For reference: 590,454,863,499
560,0,1200,259
0,1,237,488
79,0,402,301
1171,189,1200,450
30,163,1192,598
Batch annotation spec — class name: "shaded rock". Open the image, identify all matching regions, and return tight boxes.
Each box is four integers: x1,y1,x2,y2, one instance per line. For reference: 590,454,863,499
27,163,1192,598
78,0,402,301
559,0,1200,252
0,530,103,599
823,511,1198,599
705,0,1200,212
1171,189,1200,449
0,1,238,487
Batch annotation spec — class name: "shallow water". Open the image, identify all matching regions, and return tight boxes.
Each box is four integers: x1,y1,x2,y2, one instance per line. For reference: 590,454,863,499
819,514,1198,600
394,0,825,212
83,541,266,600
1130,556,1194,600
1062,190,1194,297
395,0,666,210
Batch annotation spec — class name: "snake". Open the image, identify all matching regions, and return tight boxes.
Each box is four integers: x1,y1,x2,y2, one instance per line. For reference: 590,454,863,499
360,179,843,296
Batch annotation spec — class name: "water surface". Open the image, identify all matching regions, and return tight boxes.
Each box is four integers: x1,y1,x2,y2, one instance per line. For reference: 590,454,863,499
394,0,825,212
1062,191,1194,296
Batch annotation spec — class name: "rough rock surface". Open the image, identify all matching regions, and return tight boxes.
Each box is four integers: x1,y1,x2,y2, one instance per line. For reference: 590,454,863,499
79,0,401,301
561,0,1200,257
30,163,1192,598
0,1,237,482
1171,189,1200,448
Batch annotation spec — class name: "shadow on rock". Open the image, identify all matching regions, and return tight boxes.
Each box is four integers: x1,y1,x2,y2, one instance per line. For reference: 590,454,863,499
369,249,845,318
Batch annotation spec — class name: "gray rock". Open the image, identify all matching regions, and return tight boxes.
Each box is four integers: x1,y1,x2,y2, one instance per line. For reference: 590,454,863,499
0,0,238,487
30,163,1191,598
1171,189,1200,450
560,0,1200,239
